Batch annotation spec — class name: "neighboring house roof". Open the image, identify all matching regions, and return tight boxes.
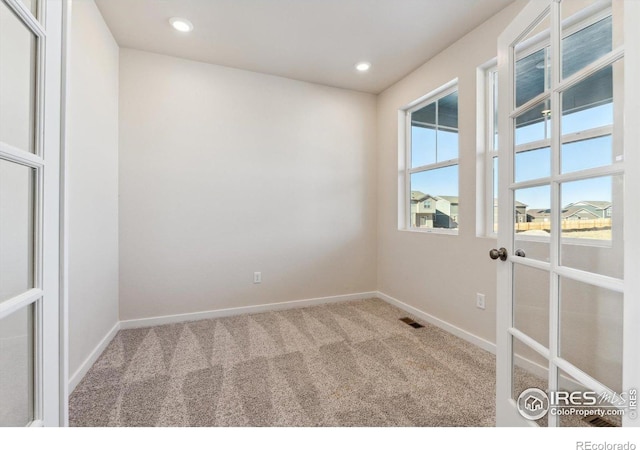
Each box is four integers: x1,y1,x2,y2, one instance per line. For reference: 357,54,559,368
494,199,528,208
411,190,426,201
526,209,550,219
562,206,599,219
526,206,603,220
439,196,459,204
566,200,612,210
410,192,455,203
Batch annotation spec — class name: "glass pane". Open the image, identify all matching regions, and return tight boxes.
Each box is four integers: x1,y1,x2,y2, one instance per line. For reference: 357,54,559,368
0,304,34,426
410,91,458,167
492,157,498,234
437,91,458,162
557,369,622,427
491,70,499,151
515,185,551,262
562,5,612,80
410,166,458,230
0,1,37,154
562,64,613,136
436,129,458,162
515,99,552,146
17,0,37,16
512,336,548,426
515,147,550,183
561,135,612,174
560,175,622,279
515,11,551,108
0,160,35,303
513,264,549,347
411,125,435,167
560,278,622,393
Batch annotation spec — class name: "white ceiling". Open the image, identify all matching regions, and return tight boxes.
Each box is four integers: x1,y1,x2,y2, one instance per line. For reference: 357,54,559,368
95,0,514,94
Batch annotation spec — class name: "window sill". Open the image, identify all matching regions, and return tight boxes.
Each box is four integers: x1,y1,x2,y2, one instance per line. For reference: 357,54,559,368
400,227,459,236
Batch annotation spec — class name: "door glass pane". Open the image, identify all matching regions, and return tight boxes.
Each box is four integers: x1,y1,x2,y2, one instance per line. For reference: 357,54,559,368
557,369,622,427
562,64,613,136
560,175,622,279
512,336,548,426
18,0,38,17
0,1,37,154
513,264,549,347
492,157,498,234
515,99,552,146
515,185,550,262
0,160,35,302
0,304,34,426
410,166,459,230
562,1,612,80
559,278,622,393
515,13,551,108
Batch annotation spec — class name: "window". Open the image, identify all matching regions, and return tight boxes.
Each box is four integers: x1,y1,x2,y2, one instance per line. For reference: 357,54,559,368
403,83,459,233
481,11,614,240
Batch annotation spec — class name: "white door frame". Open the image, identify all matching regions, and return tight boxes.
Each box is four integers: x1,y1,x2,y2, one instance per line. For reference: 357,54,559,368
496,0,639,427
0,0,64,426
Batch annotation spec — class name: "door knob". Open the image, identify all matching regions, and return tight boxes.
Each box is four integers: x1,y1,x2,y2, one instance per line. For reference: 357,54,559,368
489,247,508,261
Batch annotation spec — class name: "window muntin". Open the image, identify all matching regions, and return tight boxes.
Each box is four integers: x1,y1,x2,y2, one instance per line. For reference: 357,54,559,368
483,10,615,239
405,86,459,232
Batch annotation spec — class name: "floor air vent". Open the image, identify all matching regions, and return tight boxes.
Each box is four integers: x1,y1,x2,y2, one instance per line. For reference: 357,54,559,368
399,317,424,329
583,415,618,427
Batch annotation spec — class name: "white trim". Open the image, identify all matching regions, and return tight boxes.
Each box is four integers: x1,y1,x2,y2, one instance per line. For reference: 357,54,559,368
375,291,495,354
0,288,42,320
404,79,459,113
68,322,120,394
408,159,457,174
58,0,72,426
120,291,378,330
623,0,640,428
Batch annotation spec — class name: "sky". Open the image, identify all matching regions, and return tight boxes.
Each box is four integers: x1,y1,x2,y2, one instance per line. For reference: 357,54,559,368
411,103,615,212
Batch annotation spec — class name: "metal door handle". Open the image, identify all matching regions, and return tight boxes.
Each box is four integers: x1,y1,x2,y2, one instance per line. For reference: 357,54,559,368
489,247,508,261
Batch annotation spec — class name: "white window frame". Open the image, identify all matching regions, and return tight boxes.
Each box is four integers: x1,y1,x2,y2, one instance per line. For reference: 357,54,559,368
400,80,459,235
480,6,616,246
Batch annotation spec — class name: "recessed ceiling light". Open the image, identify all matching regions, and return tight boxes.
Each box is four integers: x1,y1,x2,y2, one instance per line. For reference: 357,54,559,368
355,62,371,72
169,17,194,33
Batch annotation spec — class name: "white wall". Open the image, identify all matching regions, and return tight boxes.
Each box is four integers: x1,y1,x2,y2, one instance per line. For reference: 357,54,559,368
119,49,377,320
376,3,525,344
67,0,119,378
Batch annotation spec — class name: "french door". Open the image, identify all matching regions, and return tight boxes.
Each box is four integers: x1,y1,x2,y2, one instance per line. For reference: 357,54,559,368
0,0,63,426
495,0,639,427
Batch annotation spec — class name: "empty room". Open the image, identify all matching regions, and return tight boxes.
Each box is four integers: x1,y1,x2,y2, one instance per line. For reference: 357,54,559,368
1,0,639,444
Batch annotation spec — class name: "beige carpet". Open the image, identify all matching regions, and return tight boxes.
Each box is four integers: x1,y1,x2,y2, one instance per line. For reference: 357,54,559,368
68,298,577,427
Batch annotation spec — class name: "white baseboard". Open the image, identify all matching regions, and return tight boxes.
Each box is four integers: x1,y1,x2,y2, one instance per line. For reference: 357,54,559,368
375,291,496,354
119,291,379,330
68,321,120,393
376,291,585,392
69,291,580,396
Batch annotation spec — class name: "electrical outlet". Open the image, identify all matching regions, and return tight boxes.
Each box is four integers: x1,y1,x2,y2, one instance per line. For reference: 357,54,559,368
254,272,262,284
476,293,485,310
